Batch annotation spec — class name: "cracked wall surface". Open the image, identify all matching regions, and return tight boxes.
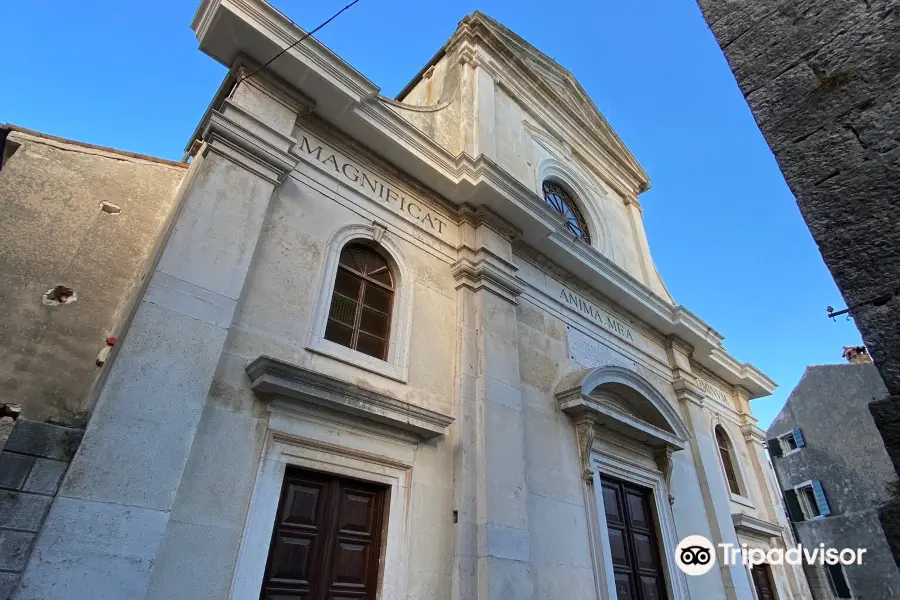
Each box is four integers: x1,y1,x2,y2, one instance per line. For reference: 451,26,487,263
0,128,185,434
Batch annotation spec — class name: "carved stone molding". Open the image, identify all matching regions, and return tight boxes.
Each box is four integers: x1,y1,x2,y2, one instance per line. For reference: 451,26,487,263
672,376,705,407
202,103,298,184
558,366,688,493
246,356,454,439
740,422,766,445
653,446,676,505
731,513,783,539
457,203,522,241
573,418,597,483
451,253,524,303
371,221,387,245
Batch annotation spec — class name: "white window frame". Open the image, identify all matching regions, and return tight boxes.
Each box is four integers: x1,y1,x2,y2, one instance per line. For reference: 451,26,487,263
777,431,801,456
794,480,824,521
713,420,755,507
588,452,691,600
227,406,414,600
306,223,413,383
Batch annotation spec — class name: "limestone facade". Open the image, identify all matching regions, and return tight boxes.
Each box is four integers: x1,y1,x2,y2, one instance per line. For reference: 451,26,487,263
11,3,810,599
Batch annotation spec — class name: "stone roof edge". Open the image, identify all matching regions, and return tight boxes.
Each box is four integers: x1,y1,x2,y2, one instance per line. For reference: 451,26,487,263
394,10,649,196
2,124,188,169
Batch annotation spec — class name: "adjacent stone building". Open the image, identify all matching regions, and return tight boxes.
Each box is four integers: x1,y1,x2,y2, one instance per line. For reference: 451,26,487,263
0,125,187,437
767,351,900,599
6,2,814,599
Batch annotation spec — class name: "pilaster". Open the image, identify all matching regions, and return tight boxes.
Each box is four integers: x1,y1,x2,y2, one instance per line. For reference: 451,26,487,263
673,377,754,600
458,43,497,162
13,66,308,600
451,206,533,600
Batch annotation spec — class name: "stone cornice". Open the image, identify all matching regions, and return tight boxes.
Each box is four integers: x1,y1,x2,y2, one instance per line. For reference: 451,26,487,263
560,395,685,451
731,513,783,539
451,249,525,303
192,0,378,104
202,103,298,183
457,204,522,241
672,377,706,407
246,356,454,439
740,423,767,444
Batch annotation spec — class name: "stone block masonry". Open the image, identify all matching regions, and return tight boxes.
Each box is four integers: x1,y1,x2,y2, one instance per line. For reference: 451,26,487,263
0,420,83,600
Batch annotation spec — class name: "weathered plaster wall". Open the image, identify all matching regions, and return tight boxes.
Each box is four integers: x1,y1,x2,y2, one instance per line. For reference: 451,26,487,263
695,0,900,525
0,129,185,426
768,363,900,597
388,53,465,157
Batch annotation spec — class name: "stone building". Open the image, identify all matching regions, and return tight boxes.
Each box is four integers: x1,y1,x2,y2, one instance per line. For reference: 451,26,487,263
695,0,900,560
767,352,900,599
6,2,812,599
0,125,187,440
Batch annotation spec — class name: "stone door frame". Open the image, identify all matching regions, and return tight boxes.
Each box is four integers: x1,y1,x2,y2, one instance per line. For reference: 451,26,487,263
227,407,413,600
588,450,691,600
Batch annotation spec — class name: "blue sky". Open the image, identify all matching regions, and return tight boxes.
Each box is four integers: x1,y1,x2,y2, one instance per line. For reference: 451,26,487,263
1,0,862,429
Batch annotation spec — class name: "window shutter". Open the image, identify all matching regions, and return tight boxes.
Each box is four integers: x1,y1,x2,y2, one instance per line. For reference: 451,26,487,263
784,489,804,522
811,480,831,516
766,438,783,457
792,428,805,448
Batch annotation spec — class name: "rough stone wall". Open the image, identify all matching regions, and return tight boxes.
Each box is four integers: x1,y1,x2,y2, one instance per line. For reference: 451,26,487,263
0,420,83,600
767,363,900,597
694,0,900,394
0,128,186,428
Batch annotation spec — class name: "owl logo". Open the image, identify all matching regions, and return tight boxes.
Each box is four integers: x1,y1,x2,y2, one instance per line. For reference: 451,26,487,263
675,535,716,576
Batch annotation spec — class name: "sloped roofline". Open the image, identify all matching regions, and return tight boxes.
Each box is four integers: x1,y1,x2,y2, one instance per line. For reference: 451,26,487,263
3,124,188,168
396,10,650,193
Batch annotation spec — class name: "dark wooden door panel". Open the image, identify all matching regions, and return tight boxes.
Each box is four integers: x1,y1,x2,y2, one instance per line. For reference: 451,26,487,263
601,475,668,600
614,572,637,600
268,531,317,586
324,481,384,599
751,564,777,600
261,468,386,600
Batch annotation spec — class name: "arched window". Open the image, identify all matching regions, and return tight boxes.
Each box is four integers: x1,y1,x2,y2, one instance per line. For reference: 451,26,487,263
324,243,394,360
542,180,591,243
715,425,742,495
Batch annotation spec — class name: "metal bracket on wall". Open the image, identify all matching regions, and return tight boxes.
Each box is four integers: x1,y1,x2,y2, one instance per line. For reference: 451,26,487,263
827,284,900,320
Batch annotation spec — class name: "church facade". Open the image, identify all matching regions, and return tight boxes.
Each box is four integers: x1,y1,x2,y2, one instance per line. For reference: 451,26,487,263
11,2,811,599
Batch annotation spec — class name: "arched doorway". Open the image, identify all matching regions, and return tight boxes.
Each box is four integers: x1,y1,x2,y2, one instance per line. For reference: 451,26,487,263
556,366,691,600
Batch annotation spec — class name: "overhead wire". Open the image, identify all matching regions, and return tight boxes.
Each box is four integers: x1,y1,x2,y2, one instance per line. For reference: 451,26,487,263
234,0,362,88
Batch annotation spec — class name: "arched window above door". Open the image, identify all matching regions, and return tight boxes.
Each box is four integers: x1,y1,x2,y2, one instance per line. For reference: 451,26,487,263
324,243,395,361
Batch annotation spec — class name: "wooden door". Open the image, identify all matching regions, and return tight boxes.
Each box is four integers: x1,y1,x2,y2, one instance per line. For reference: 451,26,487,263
601,476,668,600
751,564,777,600
260,467,386,600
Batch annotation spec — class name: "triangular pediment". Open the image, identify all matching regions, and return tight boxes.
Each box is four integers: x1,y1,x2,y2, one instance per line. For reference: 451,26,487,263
466,11,649,192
